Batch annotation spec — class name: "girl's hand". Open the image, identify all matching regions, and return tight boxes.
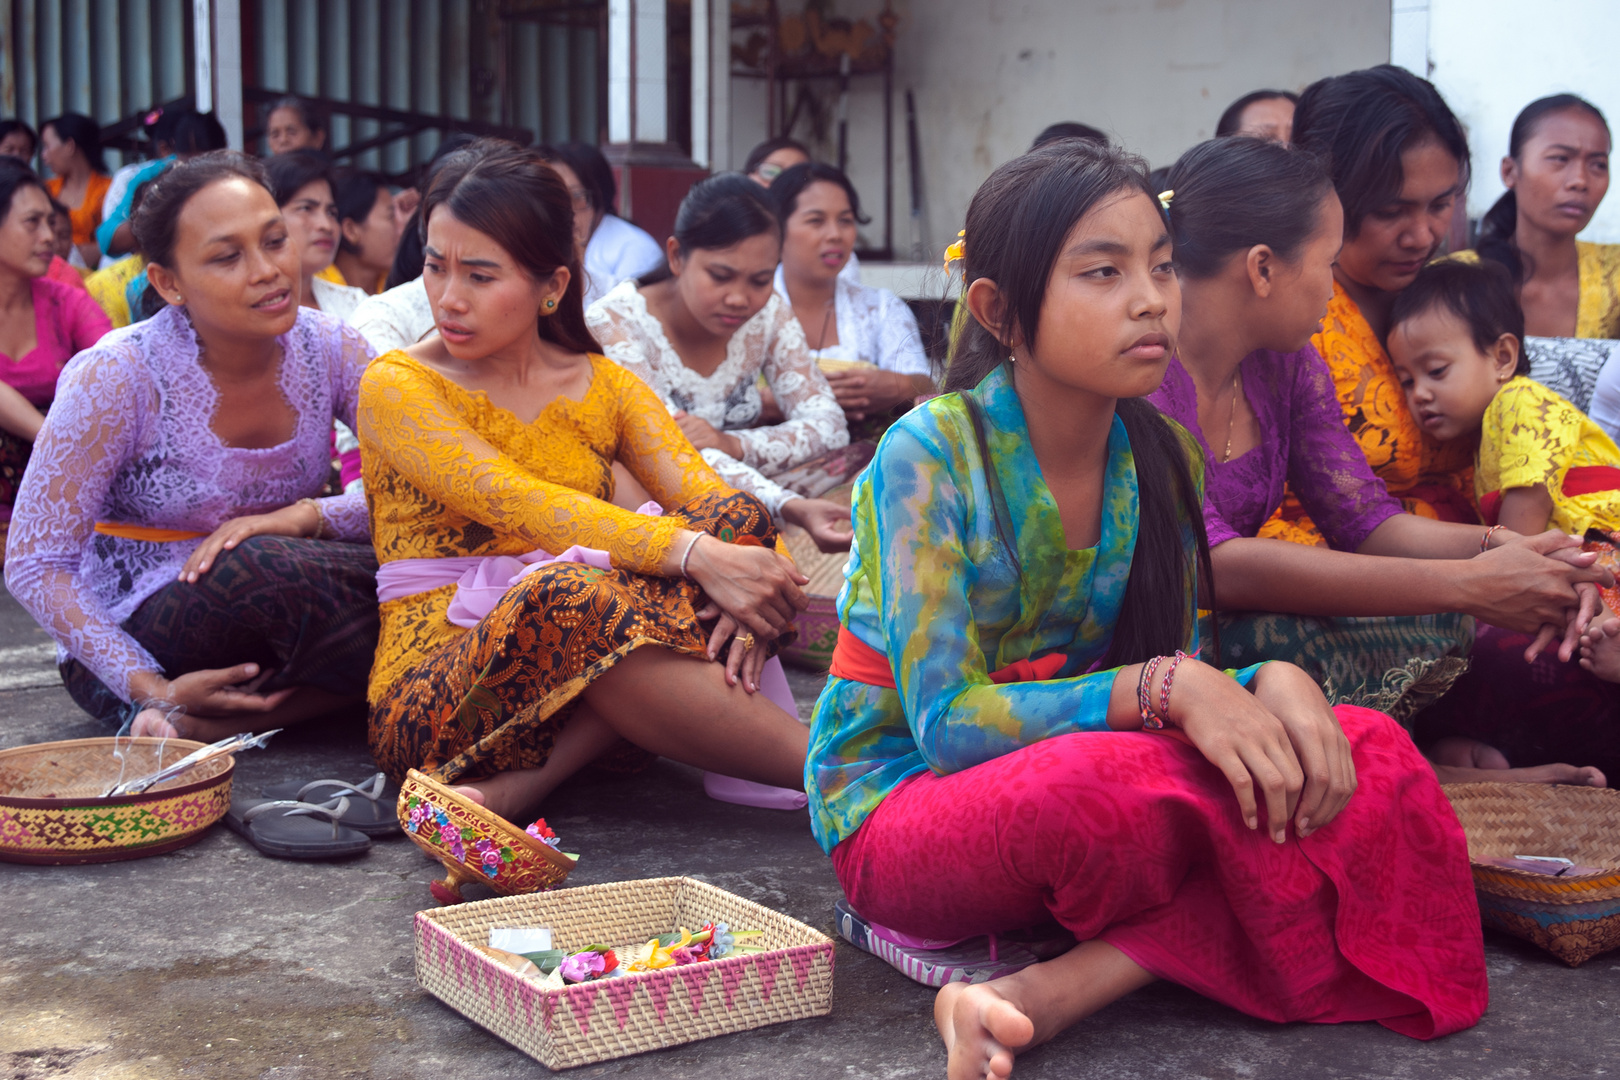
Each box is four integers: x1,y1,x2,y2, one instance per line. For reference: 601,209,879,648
684,534,809,644
129,664,297,720
780,497,854,553
1462,531,1610,634
672,411,745,460
1164,659,1305,843
1247,662,1357,836
178,501,321,583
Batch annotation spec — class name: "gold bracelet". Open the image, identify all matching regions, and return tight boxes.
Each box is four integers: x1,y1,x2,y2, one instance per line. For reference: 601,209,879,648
299,497,328,540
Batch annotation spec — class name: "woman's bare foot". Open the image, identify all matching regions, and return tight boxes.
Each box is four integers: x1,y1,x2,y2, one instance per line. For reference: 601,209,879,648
1580,611,1620,681
931,939,1154,1079
1428,735,1511,770
936,981,1035,1080
1432,762,1606,787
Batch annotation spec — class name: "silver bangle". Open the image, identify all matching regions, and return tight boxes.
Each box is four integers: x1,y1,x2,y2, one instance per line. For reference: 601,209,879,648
679,533,704,578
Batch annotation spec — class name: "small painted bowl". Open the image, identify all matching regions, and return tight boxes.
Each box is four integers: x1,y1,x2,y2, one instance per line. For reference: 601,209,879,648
398,769,576,905
0,737,233,865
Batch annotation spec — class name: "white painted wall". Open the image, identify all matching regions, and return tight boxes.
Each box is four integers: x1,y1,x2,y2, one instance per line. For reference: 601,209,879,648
730,0,1389,271
1409,0,1620,242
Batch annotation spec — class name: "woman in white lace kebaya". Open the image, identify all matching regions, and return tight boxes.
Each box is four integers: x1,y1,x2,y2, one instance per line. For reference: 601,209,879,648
769,163,933,430
3,152,380,737
586,173,856,552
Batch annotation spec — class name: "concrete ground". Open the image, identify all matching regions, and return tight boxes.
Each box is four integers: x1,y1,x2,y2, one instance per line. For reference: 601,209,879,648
2,592,1619,1079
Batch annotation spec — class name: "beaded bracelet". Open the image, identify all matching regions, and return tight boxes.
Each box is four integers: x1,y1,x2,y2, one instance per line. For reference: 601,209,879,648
298,497,329,540
1138,655,1166,729
679,533,705,578
1158,650,1190,720
1480,524,1505,553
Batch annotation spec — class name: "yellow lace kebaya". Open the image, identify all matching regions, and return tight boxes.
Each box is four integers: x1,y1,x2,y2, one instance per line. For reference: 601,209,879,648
1576,241,1620,340
1477,374,1620,535
804,364,1260,853
358,349,726,700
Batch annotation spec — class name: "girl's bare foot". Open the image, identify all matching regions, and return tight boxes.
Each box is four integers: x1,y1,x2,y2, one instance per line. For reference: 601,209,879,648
1580,613,1620,682
936,981,1035,1080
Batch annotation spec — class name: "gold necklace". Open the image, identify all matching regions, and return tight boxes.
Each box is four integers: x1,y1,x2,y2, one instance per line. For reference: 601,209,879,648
1222,369,1240,463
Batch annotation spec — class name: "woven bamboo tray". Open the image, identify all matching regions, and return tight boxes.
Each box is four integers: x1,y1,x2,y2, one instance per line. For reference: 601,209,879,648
414,876,835,1069
1445,782,1620,965
0,737,233,864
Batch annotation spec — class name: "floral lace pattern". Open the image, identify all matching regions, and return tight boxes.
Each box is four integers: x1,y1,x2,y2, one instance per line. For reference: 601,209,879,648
1577,241,1620,340
586,280,849,515
357,349,725,697
772,266,930,375
1479,375,1620,536
348,276,435,355
1149,348,1403,552
3,305,374,702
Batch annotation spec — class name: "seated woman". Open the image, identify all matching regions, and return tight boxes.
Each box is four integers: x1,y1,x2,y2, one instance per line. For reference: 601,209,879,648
40,113,110,270
770,163,933,432
331,169,399,297
1263,65,1479,546
1149,136,1607,784
358,141,811,816
586,174,856,552
266,152,366,319
1474,95,1615,338
808,141,1487,1079
3,151,379,738
264,96,328,157
0,159,111,537
540,142,663,311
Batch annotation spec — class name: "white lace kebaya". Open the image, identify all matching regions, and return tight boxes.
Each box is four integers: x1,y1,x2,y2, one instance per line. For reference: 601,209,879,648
586,280,849,516
3,305,374,702
772,264,930,375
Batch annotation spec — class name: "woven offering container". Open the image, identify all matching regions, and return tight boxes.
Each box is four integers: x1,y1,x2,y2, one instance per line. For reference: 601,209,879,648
1445,782,1620,965
414,876,835,1070
778,515,850,673
0,737,233,865
399,769,576,904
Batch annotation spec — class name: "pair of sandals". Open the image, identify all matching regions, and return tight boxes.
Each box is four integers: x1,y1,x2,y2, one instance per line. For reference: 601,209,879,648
224,773,399,859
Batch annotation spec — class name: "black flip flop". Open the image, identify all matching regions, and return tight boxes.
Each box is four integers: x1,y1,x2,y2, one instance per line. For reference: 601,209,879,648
260,773,400,837
224,796,372,859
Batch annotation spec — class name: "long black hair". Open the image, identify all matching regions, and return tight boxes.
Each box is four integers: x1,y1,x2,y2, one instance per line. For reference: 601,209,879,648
1391,258,1530,377
1476,94,1611,284
41,113,108,174
541,141,619,216
1165,136,1333,278
1292,64,1469,238
0,156,48,225
946,138,1214,667
638,173,781,286
333,168,389,255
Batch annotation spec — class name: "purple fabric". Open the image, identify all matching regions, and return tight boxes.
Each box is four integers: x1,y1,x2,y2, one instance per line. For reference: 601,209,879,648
1148,346,1403,552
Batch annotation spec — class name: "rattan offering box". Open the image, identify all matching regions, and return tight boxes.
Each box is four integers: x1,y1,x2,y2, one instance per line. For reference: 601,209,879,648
414,876,834,1069
1446,782,1620,965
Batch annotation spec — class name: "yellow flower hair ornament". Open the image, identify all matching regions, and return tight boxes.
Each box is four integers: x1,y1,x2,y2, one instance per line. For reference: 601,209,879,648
943,229,966,274
1157,190,1175,213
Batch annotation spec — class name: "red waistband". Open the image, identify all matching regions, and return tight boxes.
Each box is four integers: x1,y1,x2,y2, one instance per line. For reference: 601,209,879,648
828,625,1067,689
1479,464,1620,526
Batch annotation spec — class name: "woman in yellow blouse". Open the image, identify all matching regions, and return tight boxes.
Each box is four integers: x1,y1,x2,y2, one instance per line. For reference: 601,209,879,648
1260,66,1479,547
1475,95,1617,338
359,141,811,820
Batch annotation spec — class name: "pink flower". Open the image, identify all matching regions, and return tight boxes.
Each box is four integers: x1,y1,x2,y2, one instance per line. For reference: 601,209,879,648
559,951,607,983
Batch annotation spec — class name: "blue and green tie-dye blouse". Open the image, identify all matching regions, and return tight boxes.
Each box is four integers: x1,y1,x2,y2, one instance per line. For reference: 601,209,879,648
804,364,1261,854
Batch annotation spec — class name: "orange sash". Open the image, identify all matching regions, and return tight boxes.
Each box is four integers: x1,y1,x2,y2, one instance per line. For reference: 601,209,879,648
829,626,1067,690
93,522,209,542
1478,464,1620,526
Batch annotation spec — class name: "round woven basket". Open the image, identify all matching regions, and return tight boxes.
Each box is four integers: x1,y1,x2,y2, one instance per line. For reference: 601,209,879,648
399,768,575,905
1445,782,1620,965
0,737,233,865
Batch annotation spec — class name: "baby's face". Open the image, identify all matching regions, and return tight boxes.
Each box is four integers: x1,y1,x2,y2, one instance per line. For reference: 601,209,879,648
1388,307,1511,442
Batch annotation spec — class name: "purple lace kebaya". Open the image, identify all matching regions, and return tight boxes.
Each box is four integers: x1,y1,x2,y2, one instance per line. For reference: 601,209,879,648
4,305,373,702
1148,346,1402,550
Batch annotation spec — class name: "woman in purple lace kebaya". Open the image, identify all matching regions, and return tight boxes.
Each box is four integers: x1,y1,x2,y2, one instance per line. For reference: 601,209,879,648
3,151,380,738
1148,136,1610,785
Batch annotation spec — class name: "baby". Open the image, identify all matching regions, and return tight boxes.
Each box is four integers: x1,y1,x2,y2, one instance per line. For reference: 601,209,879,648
1387,256,1620,682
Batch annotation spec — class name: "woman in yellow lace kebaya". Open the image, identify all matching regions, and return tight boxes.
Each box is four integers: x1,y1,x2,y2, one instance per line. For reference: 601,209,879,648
1261,66,1480,548
1474,95,1619,339
359,141,812,818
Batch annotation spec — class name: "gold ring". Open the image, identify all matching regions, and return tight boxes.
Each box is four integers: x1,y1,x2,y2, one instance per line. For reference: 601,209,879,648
737,632,756,650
